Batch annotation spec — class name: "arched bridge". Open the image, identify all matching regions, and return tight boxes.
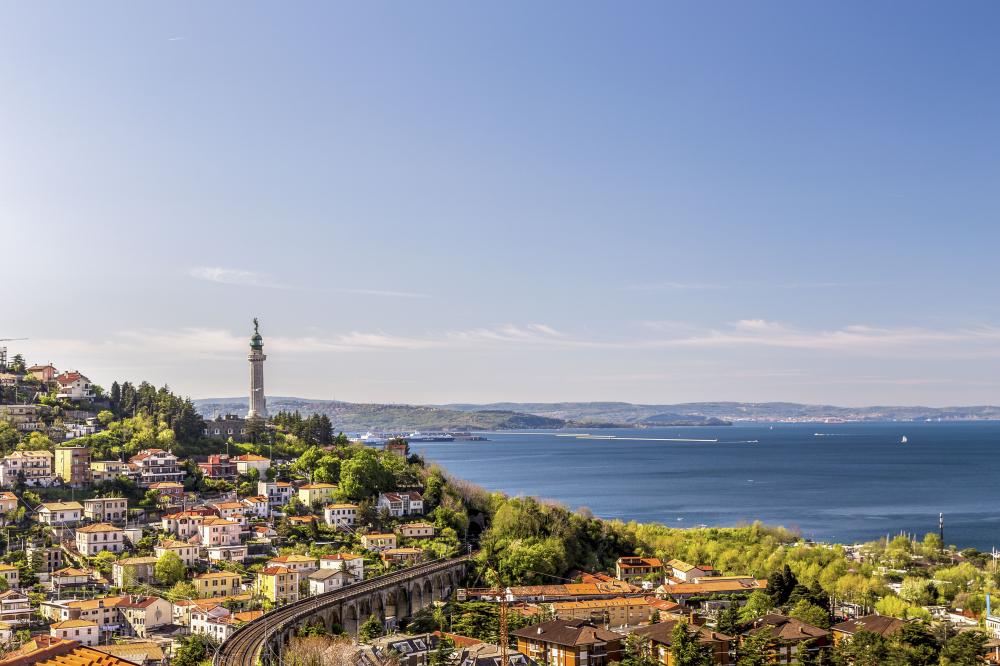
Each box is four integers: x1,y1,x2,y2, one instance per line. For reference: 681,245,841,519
215,555,471,666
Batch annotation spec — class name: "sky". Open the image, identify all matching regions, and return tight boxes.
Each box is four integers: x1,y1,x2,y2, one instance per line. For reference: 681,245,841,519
3,2,1000,407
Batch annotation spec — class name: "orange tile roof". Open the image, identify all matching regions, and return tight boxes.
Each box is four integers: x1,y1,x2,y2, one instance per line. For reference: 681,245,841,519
76,523,122,533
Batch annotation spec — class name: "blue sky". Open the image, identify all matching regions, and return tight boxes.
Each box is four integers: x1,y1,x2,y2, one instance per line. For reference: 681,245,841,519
3,2,1000,406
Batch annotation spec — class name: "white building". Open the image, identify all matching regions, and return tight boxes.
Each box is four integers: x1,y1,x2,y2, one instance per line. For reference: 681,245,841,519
258,481,293,509
377,491,424,517
308,568,356,595
37,501,83,525
0,450,54,487
242,495,269,519
324,503,358,528
83,497,128,523
233,454,271,475
129,448,184,486
155,539,199,567
199,517,241,547
50,619,99,646
55,371,95,401
75,523,124,556
319,553,364,580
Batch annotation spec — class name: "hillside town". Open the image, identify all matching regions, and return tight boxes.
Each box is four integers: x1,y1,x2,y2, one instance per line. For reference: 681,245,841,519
0,332,998,666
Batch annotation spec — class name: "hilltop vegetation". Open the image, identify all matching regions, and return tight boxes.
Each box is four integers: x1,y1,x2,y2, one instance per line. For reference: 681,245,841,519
194,397,563,431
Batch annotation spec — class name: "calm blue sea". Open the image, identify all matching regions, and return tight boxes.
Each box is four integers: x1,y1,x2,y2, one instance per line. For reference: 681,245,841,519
412,422,1000,550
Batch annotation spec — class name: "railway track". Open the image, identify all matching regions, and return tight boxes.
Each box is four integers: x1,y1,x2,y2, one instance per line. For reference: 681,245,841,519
215,555,470,666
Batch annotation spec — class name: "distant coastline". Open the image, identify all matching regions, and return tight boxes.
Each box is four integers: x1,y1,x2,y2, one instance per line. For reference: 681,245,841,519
194,396,1000,432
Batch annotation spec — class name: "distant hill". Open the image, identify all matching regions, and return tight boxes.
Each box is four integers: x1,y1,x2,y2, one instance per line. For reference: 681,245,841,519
193,397,563,432
194,397,1000,431
439,401,1000,423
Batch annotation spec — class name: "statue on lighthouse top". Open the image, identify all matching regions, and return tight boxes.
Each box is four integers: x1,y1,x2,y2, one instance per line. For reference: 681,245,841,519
247,317,267,419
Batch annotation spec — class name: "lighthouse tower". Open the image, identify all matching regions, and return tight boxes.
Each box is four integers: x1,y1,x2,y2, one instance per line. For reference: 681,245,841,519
247,318,267,419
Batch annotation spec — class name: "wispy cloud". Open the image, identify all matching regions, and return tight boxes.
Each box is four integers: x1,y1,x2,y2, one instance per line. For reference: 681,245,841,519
188,267,428,298
625,281,863,291
189,267,279,288
331,288,429,299
642,319,1000,356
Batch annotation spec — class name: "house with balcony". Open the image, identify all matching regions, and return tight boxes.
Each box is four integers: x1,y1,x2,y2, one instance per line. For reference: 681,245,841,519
161,510,210,539
198,454,237,480
513,619,624,666
258,480,293,510
129,449,184,487
242,495,269,519
630,620,734,666
83,497,128,523
55,371,95,401
0,589,32,625
90,460,141,484
377,491,424,517
54,445,92,487
0,449,54,487
616,557,664,583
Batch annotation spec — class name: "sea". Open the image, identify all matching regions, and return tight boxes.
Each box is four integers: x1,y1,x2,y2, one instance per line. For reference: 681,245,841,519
411,421,1000,551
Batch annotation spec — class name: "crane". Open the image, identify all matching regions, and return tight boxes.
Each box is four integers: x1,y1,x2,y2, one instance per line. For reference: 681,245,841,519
0,339,28,371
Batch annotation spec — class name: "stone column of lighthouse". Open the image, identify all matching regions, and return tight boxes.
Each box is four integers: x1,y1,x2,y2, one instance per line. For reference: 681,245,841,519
247,318,267,419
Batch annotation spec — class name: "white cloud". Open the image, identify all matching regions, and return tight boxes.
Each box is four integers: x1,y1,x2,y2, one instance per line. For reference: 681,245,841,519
188,267,277,287
188,267,429,298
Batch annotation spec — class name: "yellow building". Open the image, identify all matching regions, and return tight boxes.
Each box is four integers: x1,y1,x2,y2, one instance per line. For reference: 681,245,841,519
54,446,92,487
0,564,18,589
256,566,299,604
297,483,338,507
360,533,397,551
193,571,242,599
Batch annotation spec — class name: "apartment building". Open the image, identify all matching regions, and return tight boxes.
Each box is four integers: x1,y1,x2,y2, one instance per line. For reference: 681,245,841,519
54,446,92,487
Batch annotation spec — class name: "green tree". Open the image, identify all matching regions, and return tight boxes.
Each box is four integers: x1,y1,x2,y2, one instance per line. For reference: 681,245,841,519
172,634,219,666
788,599,829,629
358,614,383,642
91,551,118,576
155,551,186,586
739,591,774,623
428,636,455,666
885,622,939,666
670,621,713,666
939,630,988,666
716,605,741,636
832,630,887,666
170,580,198,600
339,448,393,500
622,634,657,666
737,630,772,666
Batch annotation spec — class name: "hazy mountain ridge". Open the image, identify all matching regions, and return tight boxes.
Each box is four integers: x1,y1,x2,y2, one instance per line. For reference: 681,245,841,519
193,397,564,431
439,401,1000,422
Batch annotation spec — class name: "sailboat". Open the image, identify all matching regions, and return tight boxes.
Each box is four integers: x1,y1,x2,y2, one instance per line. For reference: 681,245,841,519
901,435,908,444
